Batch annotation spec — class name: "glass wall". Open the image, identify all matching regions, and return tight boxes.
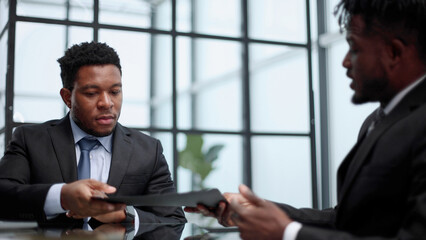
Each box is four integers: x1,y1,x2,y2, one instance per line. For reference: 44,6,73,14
1,0,318,208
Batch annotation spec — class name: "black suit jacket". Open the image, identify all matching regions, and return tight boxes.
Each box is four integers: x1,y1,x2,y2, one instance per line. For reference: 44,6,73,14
279,78,426,239
0,115,185,227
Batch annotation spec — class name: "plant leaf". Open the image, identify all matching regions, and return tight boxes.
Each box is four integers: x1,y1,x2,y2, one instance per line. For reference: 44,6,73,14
204,144,224,163
178,134,225,182
184,134,204,159
178,134,205,176
196,161,213,181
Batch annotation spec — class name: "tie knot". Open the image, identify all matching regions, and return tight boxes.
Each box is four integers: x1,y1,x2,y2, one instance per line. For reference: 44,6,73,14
78,137,98,151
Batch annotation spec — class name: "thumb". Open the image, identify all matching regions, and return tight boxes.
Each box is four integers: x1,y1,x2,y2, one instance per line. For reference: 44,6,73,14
239,184,264,206
88,179,116,194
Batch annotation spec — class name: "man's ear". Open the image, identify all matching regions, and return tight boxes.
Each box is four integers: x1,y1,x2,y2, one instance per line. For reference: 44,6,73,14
60,88,72,109
386,38,405,70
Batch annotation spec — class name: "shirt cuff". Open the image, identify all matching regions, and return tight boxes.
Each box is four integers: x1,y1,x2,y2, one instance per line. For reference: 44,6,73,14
283,221,302,240
44,183,66,217
133,207,140,235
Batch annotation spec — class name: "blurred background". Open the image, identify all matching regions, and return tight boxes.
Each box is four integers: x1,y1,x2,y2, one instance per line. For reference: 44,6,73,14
0,0,377,210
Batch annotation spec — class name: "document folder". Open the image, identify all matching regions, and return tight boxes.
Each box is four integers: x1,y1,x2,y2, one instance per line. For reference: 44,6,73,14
98,188,225,208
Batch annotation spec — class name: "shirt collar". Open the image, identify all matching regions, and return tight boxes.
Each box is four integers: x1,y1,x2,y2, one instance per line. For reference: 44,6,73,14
69,114,113,153
383,72,426,115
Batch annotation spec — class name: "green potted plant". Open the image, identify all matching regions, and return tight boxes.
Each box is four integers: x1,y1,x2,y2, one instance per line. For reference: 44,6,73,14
179,134,224,190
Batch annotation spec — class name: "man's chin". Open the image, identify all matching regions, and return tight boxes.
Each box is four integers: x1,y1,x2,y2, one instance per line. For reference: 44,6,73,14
94,131,114,137
89,126,116,137
351,94,370,105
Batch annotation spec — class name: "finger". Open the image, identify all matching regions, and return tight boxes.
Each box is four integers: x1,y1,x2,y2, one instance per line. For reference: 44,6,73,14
217,201,235,226
66,211,84,219
216,201,226,218
91,189,108,199
87,179,117,194
223,192,242,204
196,204,216,217
183,207,200,213
223,192,233,203
66,211,73,218
238,184,264,206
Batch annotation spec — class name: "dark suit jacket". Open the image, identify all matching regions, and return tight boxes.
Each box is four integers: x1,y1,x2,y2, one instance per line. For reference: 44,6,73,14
279,78,426,239
0,115,185,227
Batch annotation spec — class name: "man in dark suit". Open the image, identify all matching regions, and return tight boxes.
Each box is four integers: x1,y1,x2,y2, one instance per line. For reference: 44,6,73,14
186,0,426,239
0,42,185,231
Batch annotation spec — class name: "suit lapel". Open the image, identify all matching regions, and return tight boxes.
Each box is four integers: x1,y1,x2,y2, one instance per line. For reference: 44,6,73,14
336,108,376,197
107,124,133,188
338,78,426,202
337,133,366,200
47,115,78,183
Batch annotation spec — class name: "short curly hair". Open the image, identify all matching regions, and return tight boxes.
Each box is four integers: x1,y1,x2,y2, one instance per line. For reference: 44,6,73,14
57,41,122,90
334,0,426,64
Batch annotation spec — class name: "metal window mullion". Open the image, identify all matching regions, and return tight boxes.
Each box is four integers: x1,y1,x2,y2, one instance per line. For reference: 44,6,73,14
190,0,197,128
189,0,198,190
93,0,99,42
241,0,252,188
317,0,331,209
5,0,17,144
149,9,156,126
62,0,71,116
306,0,319,209
171,0,178,187
65,0,70,48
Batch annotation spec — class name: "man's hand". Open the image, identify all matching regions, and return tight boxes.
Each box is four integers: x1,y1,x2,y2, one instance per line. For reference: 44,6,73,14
184,201,234,226
230,184,292,240
184,189,254,227
61,179,125,218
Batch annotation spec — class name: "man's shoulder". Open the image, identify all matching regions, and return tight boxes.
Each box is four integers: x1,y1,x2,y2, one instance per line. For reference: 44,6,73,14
115,123,159,144
15,118,66,132
403,102,426,126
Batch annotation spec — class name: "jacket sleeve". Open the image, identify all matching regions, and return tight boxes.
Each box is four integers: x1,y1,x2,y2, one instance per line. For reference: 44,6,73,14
0,126,52,221
276,202,336,229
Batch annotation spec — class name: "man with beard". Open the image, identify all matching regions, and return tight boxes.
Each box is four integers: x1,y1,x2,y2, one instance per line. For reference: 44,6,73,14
186,0,426,239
